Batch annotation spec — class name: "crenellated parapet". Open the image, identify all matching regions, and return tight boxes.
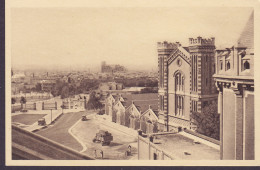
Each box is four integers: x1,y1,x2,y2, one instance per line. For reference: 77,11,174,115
189,37,215,46
157,41,177,49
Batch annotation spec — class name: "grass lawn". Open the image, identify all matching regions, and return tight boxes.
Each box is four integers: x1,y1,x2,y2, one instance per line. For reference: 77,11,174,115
12,114,47,125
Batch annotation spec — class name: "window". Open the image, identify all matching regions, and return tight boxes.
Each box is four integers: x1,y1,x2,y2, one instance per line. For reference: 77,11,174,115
153,153,157,160
175,72,184,92
192,100,198,112
175,95,184,116
244,60,250,70
226,61,230,70
220,61,223,70
182,77,184,90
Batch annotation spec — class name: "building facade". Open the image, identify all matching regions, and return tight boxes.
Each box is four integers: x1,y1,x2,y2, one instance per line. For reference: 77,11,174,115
214,12,254,160
157,37,218,131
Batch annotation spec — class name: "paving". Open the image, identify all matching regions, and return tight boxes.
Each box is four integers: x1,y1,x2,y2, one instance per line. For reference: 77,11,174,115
71,114,138,160
35,110,97,152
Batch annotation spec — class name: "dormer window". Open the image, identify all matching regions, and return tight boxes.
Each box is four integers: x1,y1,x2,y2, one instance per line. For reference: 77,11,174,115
244,60,250,70
241,52,250,71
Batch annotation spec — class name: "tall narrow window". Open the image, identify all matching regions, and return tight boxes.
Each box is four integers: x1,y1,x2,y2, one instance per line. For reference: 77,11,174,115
226,61,230,70
182,77,184,91
175,72,185,116
244,60,250,70
220,61,223,70
182,96,184,116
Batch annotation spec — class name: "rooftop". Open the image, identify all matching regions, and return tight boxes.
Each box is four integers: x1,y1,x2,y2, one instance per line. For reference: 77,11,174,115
151,132,220,160
122,93,158,113
237,12,254,49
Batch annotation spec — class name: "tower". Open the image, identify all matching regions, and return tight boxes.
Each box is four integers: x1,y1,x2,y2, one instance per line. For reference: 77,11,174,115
188,37,218,115
157,41,177,131
101,61,106,73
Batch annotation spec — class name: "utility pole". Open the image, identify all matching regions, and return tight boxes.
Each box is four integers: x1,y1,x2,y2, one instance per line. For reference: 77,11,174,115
50,109,53,124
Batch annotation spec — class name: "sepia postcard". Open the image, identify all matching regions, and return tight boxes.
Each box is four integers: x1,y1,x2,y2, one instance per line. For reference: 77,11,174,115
5,0,260,166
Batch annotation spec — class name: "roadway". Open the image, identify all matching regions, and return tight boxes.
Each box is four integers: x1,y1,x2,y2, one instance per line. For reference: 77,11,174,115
35,110,96,152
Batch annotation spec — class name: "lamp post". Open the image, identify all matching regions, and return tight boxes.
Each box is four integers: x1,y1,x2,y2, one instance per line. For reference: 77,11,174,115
61,104,65,114
50,109,53,124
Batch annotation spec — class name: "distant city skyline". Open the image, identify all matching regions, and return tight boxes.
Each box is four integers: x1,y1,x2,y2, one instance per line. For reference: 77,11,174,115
11,7,253,71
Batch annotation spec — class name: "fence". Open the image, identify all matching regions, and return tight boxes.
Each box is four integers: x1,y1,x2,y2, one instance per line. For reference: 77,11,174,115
42,102,57,110
12,103,37,113
12,93,52,102
11,105,22,113
61,100,86,110
23,103,37,110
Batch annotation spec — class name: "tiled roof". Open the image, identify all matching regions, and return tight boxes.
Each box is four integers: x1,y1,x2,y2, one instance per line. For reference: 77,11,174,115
237,12,254,49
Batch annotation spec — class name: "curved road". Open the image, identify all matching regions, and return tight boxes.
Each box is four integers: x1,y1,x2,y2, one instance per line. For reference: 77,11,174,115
35,110,95,152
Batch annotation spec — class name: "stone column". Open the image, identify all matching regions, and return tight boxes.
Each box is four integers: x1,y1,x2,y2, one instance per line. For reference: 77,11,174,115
218,90,223,160
234,92,243,160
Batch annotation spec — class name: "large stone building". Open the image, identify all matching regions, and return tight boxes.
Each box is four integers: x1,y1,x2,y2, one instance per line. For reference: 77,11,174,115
157,37,218,131
101,61,126,73
214,12,254,160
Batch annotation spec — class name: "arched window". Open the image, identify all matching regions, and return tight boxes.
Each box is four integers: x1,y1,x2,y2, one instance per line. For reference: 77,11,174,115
226,61,230,70
174,72,185,116
244,60,250,70
175,72,184,92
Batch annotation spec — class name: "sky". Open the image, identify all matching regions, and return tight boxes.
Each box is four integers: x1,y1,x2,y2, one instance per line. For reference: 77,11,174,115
11,7,253,71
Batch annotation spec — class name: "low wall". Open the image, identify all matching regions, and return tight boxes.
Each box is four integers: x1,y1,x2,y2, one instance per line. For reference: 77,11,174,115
12,125,94,160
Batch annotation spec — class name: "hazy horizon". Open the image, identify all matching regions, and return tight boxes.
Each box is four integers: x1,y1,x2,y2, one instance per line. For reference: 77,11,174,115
11,7,253,71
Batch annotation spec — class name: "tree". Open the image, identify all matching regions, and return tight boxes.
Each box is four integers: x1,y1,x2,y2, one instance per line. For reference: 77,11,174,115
86,92,103,110
20,96,27,110
20,96,26,104
191,101,220,140
11,98,16,104
60,86,70,99
35,83,42,92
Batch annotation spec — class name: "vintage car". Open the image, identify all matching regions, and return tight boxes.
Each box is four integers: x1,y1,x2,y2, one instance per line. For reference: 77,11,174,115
38,118,46,126
92,130,113,146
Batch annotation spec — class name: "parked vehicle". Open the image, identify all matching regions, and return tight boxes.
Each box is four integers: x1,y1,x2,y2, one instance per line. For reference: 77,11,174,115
38,118,46,126
92,130,113,146
82,115,87,121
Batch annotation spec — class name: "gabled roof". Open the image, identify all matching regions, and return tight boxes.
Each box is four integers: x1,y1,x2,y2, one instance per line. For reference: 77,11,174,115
121,93,158,114
141,108,159,121
125,103,141,118
113,100,125,110
237,12,254,49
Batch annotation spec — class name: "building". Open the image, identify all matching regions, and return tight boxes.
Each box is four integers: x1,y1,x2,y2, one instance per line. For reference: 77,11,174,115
101,61,127,73
105,93,159,134
214,12,254,160
157,37,218,132
99,82,123,91
41,79,56,92
138,129,220,160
